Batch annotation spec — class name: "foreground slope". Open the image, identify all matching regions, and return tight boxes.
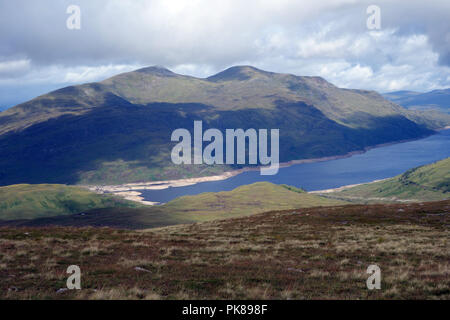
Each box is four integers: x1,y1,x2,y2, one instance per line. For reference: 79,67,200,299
320,158,450,203
0,182,348,228
1,200,448,299
0,184,140,220
0,66,440,185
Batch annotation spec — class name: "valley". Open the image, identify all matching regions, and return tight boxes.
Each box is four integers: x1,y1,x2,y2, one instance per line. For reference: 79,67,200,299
2,1,449,304
0,66,448,302
0,66,447,186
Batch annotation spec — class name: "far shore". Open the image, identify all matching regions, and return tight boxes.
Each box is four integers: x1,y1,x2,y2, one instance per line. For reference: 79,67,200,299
85,149,369,198
85,129,448,205
309,178,389,194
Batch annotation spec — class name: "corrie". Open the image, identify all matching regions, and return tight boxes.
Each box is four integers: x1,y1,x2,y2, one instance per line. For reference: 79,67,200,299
171,120,279,175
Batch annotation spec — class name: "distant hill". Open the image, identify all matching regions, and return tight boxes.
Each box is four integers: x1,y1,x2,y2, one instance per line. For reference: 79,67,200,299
384,89,450,114
0,182,348,228
0,184,140,220
0,66,447,185
320,157,450,203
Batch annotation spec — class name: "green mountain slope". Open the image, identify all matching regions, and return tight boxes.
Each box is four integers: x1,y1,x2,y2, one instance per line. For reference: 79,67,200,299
322,158,450,203
0,184,141,220
0,66,443,185
0,182,348,228
163,182,347,222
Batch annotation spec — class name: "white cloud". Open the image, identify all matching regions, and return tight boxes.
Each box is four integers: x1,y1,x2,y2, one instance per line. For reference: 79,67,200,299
62,64,142,83
0,59,31,77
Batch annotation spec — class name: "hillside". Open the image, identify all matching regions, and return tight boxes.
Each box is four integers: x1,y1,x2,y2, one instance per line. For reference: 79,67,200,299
0,184,141,221
320,158,450,203
0,182,348,228
1,200,449,299
163,182,348,222
0,66,444,185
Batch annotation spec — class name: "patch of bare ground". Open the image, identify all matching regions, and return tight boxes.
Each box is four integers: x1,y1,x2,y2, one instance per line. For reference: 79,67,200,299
0,200,449,299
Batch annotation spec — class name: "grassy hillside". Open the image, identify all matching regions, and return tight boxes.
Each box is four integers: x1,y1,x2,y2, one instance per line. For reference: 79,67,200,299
0,182,348,228
0,184,140,221
164,182,348,222
0,66,440,185
1,200,449,299
322,158,450,203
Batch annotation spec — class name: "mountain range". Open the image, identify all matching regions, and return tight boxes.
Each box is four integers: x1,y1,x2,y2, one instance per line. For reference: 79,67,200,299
383,89,450,114
0,65,449,185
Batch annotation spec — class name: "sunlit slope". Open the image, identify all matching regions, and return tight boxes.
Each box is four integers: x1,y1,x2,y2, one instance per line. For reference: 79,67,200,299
2,66,447,134
0,182,348,228
164,182,349,222
324,158,450,202
0,184,140,220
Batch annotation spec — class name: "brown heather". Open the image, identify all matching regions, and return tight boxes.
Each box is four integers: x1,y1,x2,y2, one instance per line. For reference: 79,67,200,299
0,200,449,299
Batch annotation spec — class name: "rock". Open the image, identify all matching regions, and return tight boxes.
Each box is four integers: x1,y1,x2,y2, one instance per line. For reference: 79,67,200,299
134,266,151,273
287,267,304,273
56,288,69,294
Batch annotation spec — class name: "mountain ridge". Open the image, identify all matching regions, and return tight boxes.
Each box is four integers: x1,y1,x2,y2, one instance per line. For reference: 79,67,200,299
3,65,444,134
383,88,450,113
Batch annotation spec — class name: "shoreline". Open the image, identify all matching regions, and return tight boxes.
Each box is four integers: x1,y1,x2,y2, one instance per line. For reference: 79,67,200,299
87,130,447,205
309,178,389,194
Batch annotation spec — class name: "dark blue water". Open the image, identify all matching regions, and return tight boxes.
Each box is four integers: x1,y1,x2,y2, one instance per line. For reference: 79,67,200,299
140,130,450,203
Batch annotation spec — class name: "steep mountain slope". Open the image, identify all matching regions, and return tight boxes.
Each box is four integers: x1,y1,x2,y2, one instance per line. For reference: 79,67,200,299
0,66,442,185
0,184,140,220
321,157,450,203
0,182,348,228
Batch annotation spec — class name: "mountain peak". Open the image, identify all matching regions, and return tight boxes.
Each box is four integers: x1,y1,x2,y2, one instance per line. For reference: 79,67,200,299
135,65,176,76
207,65,273,82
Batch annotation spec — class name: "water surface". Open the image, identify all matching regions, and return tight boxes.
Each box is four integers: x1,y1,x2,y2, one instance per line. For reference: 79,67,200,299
140,130,450,203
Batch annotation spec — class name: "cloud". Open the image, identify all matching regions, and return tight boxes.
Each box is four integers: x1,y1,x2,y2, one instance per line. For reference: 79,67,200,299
0,0,449,100
0,59,31,78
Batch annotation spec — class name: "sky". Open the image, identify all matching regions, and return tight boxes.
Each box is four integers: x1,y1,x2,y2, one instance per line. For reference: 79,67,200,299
1,0,449,109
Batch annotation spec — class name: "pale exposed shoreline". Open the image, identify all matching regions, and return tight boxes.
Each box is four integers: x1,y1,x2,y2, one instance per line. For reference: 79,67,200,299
111,191,160,205
309,178,389,194
86,150,367,201
86,129,448,206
